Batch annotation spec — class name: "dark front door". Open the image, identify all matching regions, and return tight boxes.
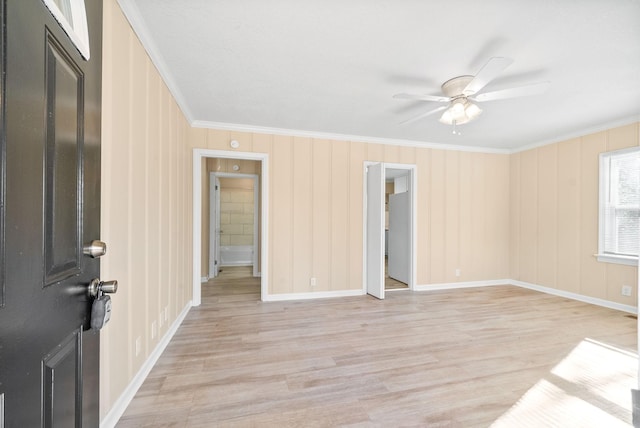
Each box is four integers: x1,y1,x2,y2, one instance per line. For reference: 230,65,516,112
0,0,103,426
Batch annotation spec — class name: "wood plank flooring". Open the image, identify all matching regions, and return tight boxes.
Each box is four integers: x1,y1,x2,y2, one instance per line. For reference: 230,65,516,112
117,268,637,427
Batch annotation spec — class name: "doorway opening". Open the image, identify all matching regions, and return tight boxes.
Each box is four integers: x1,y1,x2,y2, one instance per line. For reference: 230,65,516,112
364,162,416,299
192,149,269,306
209,172,260,279
385,168,411,291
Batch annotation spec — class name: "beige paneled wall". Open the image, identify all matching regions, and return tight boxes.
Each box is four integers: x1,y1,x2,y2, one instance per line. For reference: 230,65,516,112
426,150,510,283
510,123,639,304
188,128,511,294
100,0,192,420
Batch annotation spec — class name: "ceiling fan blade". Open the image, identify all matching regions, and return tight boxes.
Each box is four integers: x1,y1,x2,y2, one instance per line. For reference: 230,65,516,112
463,57,514,96
399,106,448,125
473,81,550,102
393,93,449,103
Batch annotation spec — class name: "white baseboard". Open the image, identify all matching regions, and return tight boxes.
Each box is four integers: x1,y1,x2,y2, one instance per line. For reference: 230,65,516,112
509,279,637,314
100,301,192,428
262,289,364,302
415,278,637,314
201,276,208,283
414,279,509,291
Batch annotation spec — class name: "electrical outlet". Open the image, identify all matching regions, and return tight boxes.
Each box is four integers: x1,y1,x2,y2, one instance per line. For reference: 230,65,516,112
455,268,461,277
135,337,141,356
310,277,317,287
151,321,157,339
622,285,632,297
159,311,164,327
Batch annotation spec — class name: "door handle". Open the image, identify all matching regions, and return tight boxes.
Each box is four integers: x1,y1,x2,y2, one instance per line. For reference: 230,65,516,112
88,279,118,331
83,240,107,258
87,278,118,298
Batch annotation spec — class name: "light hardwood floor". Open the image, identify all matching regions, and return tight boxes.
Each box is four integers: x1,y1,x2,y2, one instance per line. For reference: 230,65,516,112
117,268,637,427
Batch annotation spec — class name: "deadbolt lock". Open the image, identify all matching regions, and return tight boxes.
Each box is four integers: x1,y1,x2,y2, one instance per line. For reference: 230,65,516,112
83,240,107,258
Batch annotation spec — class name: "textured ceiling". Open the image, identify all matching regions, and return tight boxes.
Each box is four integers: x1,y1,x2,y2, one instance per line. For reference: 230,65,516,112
118,0,640,151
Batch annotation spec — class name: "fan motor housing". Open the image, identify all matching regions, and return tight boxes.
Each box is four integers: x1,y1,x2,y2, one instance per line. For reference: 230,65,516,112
441,75,474,97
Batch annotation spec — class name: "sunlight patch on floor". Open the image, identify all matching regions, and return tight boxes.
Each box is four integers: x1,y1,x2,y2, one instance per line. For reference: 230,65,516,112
491,338,636,427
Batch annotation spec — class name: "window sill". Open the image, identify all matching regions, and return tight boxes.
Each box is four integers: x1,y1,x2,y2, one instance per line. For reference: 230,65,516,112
595,254,639,266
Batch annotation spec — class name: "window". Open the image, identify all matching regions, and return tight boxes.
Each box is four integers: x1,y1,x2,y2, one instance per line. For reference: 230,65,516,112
41,0,90,60
598,147,639,266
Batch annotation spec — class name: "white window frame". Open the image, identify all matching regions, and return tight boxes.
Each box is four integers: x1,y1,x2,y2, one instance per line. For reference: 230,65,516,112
42,0,90,60
597,146,639,266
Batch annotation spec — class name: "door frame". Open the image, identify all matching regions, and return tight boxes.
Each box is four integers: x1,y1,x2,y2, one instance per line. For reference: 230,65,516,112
192,149,268,306
208,174,221,279
363,162,417,294
209,172,260,278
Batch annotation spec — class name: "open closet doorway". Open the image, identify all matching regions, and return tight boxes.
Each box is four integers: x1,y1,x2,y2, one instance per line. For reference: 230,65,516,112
386,168,411,290
364,162,416,299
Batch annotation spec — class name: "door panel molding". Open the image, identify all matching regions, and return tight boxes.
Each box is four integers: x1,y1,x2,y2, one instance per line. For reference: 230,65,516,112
43,30,84,286
42,328,82,428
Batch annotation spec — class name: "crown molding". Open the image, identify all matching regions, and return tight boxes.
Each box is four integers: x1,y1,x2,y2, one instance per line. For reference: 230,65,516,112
508,115,640,154
191,120,511,154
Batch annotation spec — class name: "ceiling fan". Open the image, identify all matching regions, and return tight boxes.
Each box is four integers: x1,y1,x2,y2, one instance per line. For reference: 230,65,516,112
393,57,549,129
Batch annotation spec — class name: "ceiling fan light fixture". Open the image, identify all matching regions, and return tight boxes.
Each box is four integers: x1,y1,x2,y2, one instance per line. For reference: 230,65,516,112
465,102,482,120
439,108,452,124
439,110,470,125
451,99,465,115
439,99,482,125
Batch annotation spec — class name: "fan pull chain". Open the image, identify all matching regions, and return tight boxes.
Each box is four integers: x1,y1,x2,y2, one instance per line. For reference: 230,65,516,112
452,120,461,135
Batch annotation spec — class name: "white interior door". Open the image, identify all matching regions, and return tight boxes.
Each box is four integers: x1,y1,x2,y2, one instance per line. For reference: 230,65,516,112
366,163,385,299
209,174,221,278
388,191,410,283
